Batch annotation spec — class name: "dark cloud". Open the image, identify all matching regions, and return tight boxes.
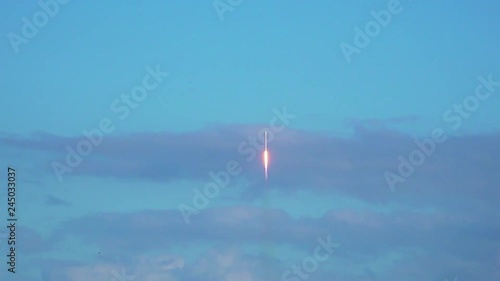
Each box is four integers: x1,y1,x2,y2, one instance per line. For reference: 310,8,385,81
346,115,420,128
1,125,499,207
45,195,71,206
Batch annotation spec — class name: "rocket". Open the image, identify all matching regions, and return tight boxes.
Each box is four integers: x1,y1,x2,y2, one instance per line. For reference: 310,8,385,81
263,131,269,180
264,131,268,151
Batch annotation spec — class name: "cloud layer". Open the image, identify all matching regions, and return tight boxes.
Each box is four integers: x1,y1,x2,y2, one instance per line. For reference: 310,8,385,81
1,124,499,281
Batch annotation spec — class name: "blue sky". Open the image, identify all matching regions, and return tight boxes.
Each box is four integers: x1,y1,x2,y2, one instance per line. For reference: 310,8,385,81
0,1,499,280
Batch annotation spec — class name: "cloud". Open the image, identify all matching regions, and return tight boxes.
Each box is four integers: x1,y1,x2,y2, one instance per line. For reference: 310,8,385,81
7,225,51,254
53,206,497,257
1,124,499,207
346,116,420,128
45,194,71,206
29,204,499,280
2,124,500,280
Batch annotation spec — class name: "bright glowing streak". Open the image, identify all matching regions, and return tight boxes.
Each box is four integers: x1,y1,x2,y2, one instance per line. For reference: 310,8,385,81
264,131,269,180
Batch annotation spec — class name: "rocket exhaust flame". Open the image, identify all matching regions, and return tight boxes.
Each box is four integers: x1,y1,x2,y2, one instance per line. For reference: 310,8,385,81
264,131,269,180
